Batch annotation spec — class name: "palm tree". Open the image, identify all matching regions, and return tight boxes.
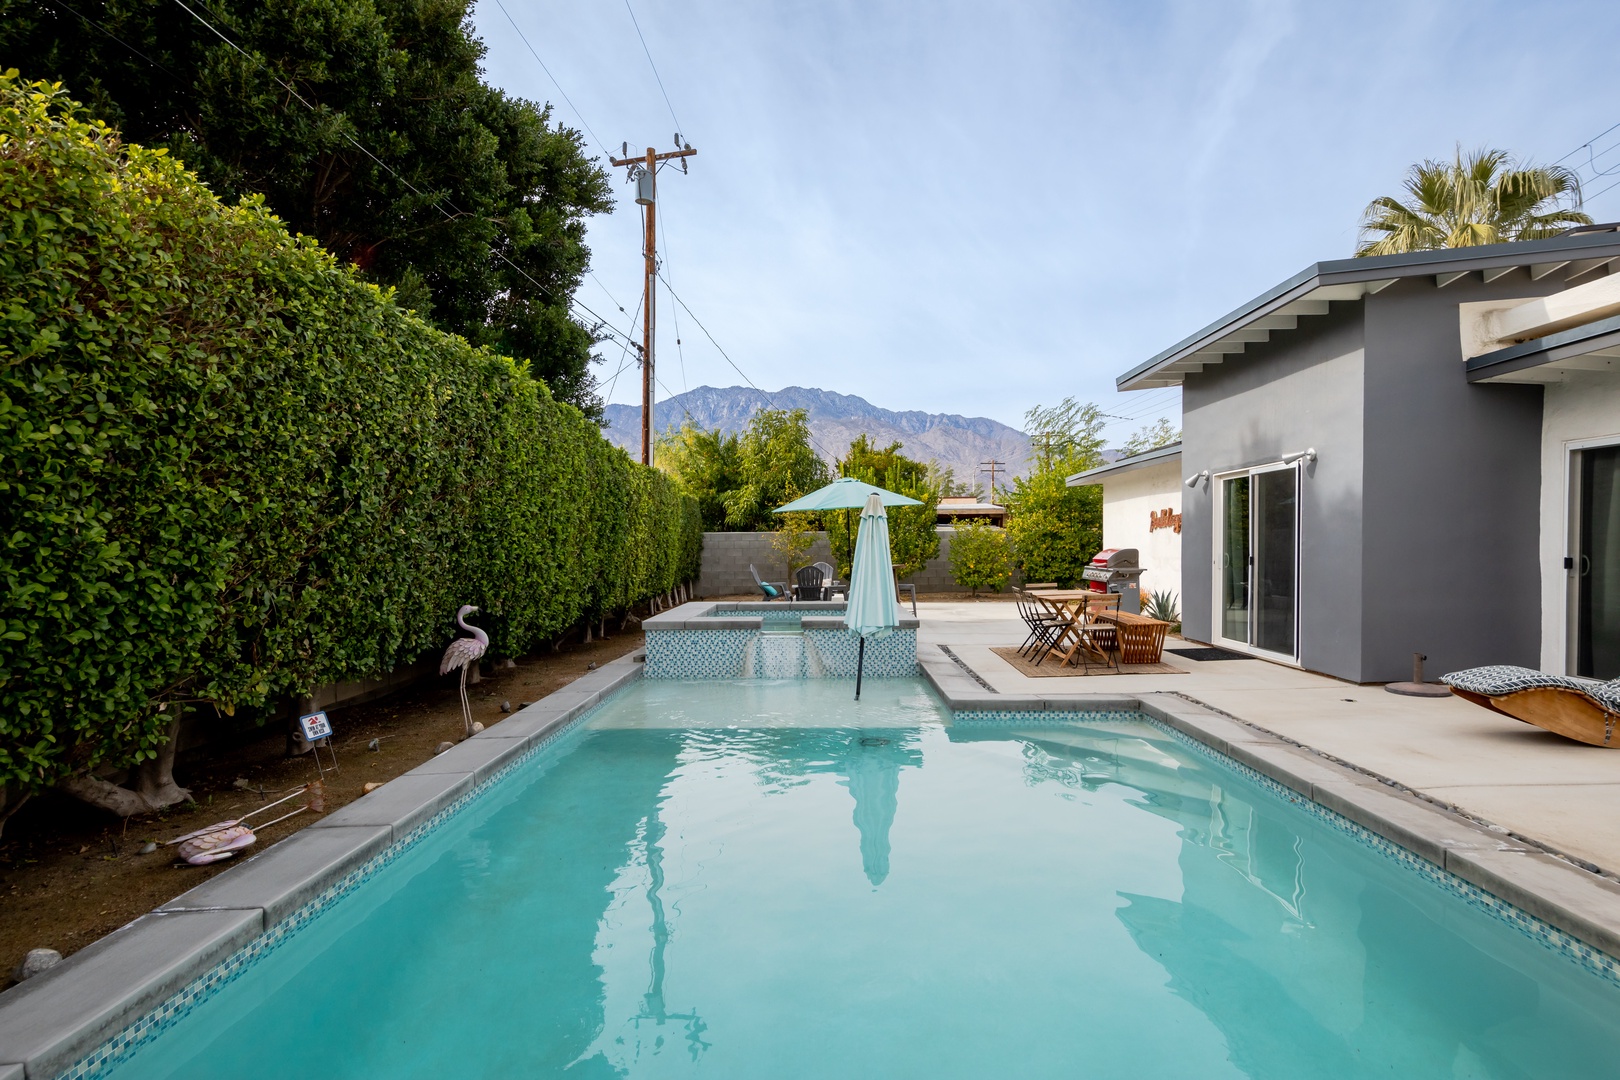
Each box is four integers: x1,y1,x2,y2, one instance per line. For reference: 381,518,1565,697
1356,147,1591,257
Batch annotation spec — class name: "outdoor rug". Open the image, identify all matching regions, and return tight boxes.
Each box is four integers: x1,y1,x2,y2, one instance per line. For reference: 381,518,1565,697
1167,647,1249,662
990,647,1185,677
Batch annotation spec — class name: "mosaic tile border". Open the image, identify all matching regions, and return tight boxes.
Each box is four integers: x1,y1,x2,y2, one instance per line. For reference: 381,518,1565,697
951,706,1620,989
63,688,1620,1078
61,689,625,1080
937,645,997,692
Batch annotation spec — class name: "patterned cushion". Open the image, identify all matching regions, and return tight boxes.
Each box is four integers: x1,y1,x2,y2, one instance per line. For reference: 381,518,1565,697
1443,665,1620,712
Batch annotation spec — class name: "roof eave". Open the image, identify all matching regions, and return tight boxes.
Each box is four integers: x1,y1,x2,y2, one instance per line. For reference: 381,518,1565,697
1066,443,1182,486
1117,232,1620,392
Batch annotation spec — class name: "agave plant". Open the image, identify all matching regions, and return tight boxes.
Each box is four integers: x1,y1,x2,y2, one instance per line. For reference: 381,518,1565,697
1356,147,1590,257
1144,589,1180,627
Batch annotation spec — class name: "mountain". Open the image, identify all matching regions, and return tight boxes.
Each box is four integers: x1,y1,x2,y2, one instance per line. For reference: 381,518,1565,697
602,386,1031,492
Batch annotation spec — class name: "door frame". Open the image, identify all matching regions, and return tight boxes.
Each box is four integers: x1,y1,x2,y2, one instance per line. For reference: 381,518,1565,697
1211,460,1302,664
1564,434,1620,675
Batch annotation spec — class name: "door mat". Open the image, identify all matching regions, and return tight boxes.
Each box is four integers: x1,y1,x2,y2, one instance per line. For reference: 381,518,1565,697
1167,647,1249,662
990,647,1185,677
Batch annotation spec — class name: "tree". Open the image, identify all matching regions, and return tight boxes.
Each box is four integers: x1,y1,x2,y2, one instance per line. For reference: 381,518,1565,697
1356,147,1590,257
826,436,941,579
1122,418,1180,455
1024,397,1106,475
720,410,832,531
1006,398,1104,586
770,512,819,582
948,521,1011,596
3,0,614,415
656,422,742,531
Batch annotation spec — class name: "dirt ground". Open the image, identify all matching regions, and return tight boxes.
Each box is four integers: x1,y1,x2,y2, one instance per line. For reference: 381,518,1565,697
0,630,645,990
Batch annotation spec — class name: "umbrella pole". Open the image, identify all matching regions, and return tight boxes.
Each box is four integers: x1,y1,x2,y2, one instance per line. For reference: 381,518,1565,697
855,637,866,701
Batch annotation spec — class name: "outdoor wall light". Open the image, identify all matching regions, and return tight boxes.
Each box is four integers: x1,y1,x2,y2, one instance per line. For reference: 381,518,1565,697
1185,470,1209,488
1281,448,1318,466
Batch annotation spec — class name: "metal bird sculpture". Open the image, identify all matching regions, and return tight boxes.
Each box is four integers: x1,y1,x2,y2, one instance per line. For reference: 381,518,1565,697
440,604,490,737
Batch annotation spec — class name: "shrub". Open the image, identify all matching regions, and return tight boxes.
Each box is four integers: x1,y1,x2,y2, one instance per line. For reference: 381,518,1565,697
0,76,699,811
948,522,1011,596
1006,469,1102,586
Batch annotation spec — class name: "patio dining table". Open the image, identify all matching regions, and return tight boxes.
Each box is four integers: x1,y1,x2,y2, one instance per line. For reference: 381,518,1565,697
1024,589,1122,667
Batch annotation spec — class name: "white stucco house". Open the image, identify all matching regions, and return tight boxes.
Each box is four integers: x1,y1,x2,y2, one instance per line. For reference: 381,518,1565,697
1065,442,1183,604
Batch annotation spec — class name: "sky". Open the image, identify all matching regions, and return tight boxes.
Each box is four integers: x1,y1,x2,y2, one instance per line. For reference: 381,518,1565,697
471,0,1620,444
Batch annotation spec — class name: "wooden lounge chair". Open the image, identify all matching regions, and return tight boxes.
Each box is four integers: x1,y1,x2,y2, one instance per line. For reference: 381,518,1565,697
1442,666,1620,748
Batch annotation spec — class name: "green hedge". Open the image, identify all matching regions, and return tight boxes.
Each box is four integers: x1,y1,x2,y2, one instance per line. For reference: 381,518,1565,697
0,76,700,795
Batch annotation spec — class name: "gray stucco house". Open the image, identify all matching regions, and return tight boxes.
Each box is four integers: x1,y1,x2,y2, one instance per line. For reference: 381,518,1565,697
1116,227,1620,684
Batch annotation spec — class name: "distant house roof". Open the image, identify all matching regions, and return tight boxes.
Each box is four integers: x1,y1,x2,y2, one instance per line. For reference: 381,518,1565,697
937,497,1006,515
1467,311,1620,384
1117,230,1620,392
1066,443,1181,486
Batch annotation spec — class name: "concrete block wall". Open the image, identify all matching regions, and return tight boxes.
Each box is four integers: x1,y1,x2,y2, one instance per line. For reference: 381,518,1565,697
696,528,1017,597
696,532,835,597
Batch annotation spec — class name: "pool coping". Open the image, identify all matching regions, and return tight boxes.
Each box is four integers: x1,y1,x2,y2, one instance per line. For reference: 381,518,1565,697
9,651,1620,1076
644,600,920,632
0,652,648,1080
917,648,1620,968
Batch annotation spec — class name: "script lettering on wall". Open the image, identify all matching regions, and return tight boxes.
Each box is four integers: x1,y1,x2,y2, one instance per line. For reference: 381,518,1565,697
1150,508,1182,534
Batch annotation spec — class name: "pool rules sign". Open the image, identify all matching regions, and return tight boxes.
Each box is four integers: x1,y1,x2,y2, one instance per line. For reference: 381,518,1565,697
298,710,333,742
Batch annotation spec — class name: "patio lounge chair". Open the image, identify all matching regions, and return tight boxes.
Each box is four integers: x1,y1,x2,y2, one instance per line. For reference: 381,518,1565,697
1442,665,1620,748
794,565,828,601
749,564,785,600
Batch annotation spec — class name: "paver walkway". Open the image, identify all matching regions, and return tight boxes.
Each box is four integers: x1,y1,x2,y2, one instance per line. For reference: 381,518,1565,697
918,602,1620,875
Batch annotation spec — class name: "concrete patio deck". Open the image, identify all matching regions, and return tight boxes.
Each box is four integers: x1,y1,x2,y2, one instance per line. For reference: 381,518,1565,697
919,601,1620,877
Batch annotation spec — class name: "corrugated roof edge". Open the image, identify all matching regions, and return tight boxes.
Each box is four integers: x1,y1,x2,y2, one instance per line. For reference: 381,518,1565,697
1066,442,1182,486
1117,231,1620,392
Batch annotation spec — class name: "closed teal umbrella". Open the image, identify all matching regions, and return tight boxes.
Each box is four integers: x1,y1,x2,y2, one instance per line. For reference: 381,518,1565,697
846,492,899,700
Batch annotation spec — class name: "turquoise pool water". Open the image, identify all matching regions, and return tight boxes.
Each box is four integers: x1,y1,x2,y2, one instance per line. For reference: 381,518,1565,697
103,679,1620,1079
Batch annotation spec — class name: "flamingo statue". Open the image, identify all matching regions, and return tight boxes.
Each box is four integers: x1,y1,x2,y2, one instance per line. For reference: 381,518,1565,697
440,604,489,737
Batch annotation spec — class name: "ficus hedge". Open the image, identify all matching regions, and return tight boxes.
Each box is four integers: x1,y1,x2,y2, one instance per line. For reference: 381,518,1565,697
0,75,700,797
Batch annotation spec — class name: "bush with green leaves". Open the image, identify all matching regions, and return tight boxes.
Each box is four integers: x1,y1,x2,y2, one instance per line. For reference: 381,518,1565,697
948,522,1011,596
0,76,699,812
826,435,941,579
1005,469,1102,586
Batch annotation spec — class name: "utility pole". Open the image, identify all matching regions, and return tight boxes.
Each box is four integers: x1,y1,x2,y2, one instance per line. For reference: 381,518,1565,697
979,459,1006,501
610,138,697,465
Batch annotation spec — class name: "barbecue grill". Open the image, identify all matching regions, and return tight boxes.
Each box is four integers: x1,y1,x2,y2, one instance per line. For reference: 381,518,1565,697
1082,548,1145,613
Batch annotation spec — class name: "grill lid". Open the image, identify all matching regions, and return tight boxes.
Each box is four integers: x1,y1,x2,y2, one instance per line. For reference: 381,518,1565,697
1089,548,1139,569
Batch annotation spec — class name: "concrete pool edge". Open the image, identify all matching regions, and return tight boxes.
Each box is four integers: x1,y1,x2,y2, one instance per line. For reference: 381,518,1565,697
14,655,1620,1077
918,650,1620,968
0,653,648,1080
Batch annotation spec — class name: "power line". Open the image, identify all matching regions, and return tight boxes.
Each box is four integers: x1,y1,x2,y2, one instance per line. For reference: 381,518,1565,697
654,273,838,463
622,0,684,137
657,273,758,391
167,0,644,358
490,0,609,157
657,197,689,395
44,0,184,82
604,292,645,402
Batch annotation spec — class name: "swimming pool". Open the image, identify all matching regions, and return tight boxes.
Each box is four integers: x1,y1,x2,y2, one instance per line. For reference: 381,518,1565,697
93,678,1620,1078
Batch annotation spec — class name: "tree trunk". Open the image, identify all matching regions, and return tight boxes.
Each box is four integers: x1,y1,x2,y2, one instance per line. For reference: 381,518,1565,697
60,715,191,817
0,784,30,840
286,696,315,757
581,620,593,644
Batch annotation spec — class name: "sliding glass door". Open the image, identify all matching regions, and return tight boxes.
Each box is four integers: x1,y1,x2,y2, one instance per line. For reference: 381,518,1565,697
1575,445,1620,679
1216,464,1298,659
